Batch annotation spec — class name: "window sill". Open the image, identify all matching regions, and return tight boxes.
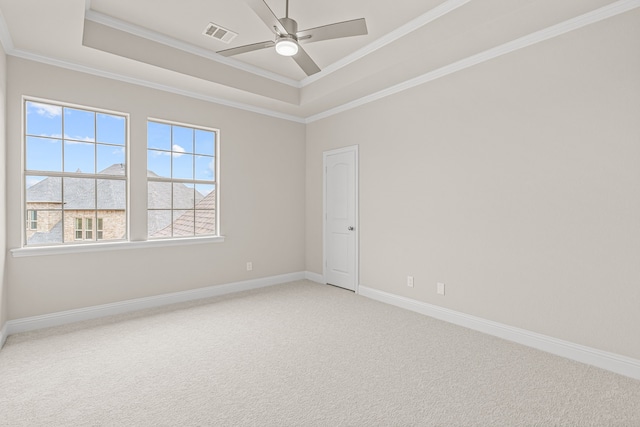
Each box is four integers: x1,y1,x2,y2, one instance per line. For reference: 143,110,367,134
10,236,226,258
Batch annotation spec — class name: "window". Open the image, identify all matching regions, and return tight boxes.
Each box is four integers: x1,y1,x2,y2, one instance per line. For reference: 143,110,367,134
24,99,127,246
147,120,217,238
75,218,83,240
97,218,104,240
85,218,93,240
27,210,38,230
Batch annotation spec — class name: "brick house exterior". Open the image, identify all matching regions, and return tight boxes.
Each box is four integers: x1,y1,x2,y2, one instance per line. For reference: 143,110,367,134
25,164,213,245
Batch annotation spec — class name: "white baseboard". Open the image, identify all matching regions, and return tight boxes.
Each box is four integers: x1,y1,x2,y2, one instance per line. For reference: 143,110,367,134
358,285,640,381
6,272,306,336
0,322,7,349
305,271,324,284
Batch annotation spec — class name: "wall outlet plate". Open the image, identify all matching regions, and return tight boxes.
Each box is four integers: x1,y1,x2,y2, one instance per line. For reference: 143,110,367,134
407,276,414,287
437,282,445,295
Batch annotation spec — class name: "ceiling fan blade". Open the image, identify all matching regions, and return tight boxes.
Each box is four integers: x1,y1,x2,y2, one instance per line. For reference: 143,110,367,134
245,0,288,35
297,18,367,44
292,46,321,76
217,40,275,57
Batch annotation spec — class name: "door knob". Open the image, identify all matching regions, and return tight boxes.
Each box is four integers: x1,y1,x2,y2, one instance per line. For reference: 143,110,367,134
348,226,354,231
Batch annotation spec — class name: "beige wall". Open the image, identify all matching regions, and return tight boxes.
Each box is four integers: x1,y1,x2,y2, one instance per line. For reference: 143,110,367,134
307,11,640,359
6,57,306,319
0,41,7,332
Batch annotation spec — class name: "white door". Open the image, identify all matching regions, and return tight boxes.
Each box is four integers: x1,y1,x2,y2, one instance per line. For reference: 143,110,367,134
323,146,358,291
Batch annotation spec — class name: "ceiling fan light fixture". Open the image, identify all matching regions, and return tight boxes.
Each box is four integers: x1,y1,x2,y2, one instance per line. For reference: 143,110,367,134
275,38,298,56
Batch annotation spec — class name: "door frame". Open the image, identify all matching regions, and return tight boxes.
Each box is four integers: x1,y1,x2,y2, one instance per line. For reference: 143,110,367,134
323,145,359,293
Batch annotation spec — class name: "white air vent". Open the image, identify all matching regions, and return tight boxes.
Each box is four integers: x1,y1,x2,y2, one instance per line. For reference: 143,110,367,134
202,22,237,44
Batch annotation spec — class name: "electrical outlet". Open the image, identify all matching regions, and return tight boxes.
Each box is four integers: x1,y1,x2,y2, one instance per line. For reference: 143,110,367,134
407,276,414,287
437,282,445,295
246,262,253,271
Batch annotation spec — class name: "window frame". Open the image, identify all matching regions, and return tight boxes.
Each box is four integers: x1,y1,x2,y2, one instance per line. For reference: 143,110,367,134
22,96,129,248
146,118,220,240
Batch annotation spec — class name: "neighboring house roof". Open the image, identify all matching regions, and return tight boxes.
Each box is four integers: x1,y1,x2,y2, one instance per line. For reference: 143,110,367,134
152,191,215,238
146,170,205,236
26,164,210,243
28,220,63,244
26,164,126,210
26,176,63,203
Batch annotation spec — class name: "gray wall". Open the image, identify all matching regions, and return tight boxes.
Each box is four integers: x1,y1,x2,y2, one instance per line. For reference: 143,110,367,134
0,41,7,333
306,10,640,359
6,57,306,319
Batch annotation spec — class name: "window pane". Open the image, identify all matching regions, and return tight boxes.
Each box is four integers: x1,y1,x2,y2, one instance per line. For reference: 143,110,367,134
96,114,125,145
148,210,172,238
173,183,195,210
97,179,126,210
86,218,93,240
64,108,95,142
74,217,83,241
172,153,193,180
147,150,171,178
195,210,215,236
26,101,62,138
148,181,171,209
24,100,128,247
26,137,62,172
147,120,218,240
97,144,125,174
64,141,95,173
195,155,215,181
173,126,194,153
172,210,194,237
63,178,95,209
195,130,215,156
26,175,62,206
148,122,171,150
26,210,62,245
27,210,38,230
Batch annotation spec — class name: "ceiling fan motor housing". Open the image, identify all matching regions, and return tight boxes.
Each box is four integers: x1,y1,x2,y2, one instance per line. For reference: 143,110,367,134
279,17,298,37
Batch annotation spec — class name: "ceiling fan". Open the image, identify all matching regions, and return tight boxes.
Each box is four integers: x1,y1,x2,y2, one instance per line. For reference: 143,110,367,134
217,0,368,76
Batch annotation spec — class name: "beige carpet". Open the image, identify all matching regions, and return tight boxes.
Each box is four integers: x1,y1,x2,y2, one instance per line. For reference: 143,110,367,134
1,280,639,426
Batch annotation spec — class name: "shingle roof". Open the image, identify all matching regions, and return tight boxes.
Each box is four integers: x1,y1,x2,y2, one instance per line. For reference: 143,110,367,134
27,220,63,244
151,191,216,238
26,164,126,209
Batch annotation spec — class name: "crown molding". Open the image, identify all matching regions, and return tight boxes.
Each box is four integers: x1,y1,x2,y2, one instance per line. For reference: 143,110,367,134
2,0,638,124
8,48,306,124
84,9,301,89
306,0,640,123
84,0,470,90
299,0,471,87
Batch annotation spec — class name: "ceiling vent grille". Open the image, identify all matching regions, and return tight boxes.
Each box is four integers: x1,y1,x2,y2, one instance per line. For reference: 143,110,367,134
203,22,237,44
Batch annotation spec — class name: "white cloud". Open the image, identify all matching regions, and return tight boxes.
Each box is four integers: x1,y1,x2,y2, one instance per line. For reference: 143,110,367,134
30,103,62,118
172,144,186,158
64,135,95,144
38,133,94,143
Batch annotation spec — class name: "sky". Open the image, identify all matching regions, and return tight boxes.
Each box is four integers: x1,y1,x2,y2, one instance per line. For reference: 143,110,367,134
25,101,216,196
